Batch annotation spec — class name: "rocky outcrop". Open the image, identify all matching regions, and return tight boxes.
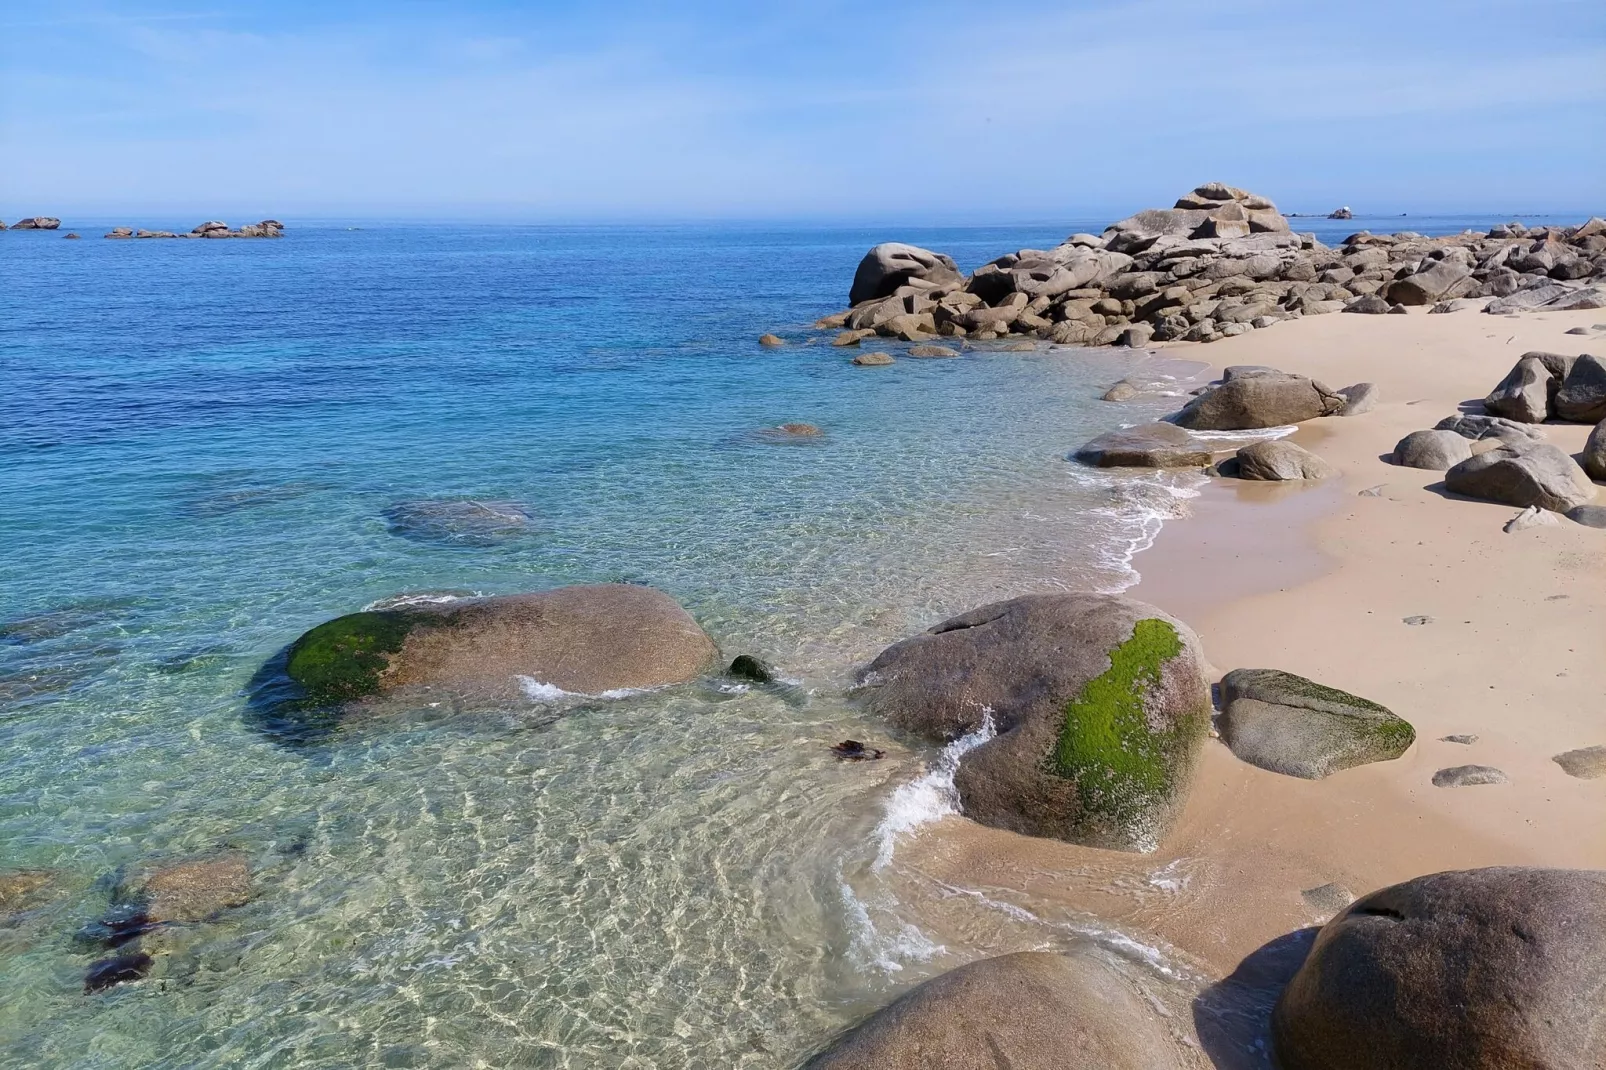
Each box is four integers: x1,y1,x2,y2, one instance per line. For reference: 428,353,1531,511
1218,669,1414,779
99,220,284,240
1328,207,1353,220
1232,440,1337,481
9,217,61,230
283,584,719,706
802,951,1196,1069
1173,372,1344,430
1073,423,1214,469
1272,867,1606,1070
814,198,1606,349
848,243,963,306
1444,443,1596,512
1393,429,1474,470
857,594,1211,851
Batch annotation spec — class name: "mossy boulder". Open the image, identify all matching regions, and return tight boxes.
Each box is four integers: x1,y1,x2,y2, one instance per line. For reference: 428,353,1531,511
1218,668,1414,779
856,594,1211,851
284,584,718,706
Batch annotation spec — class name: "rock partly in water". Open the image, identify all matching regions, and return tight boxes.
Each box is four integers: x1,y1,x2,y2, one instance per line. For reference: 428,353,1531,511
851,351,894,366
1073,423,1214,469
1233,440,1337,481
905,344,958,358
382,499,533,547
857,594,1211,851
283,584,718,706
1219,669,1414,779
1553,745,1606,779
1432,764,1508,786
1272,867,1606,1070
1101,379,1141,402
1173,373,1344,431
10,217,61,230
1444,443,1596,511
1392,429,1473,470
848,243,963,306
757,333,785,347
801,950,1196,1070
727,654,777,684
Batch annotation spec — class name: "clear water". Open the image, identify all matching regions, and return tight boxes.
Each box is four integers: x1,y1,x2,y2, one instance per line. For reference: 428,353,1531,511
0,213,1542,1068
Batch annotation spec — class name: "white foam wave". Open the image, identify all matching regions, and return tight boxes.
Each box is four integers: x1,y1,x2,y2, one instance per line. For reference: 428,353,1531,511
516,677,651,703
836,876,944,974
872,715,997,872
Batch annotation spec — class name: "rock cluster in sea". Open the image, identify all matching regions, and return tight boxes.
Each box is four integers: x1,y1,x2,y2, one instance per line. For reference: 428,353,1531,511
103,220,285,239
4,216,61,230
814,184,1606,348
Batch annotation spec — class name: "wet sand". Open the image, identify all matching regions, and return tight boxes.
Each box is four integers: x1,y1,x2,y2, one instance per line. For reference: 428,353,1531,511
889,303,1606,985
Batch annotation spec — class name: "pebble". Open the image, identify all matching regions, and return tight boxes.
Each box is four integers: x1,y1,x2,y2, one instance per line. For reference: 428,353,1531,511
1403,615,1434,626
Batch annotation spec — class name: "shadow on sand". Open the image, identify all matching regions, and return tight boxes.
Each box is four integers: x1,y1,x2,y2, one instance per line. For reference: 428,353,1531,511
1192,926,1317,1069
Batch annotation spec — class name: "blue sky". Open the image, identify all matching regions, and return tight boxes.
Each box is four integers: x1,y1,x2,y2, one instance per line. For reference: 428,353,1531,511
2,0,1603,221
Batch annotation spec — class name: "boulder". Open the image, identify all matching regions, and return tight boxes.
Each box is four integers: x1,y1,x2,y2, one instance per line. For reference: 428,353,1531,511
1342,294,1391,314
801,951,1195,1070
1553,354,1606,423
1393,430,1473,470
10,217,61,230
1073,423,1214,469
1219,669,1414,779
1434,413,1548,445
1173,373,1345,431
1386,260,1473,306
856,594,1211,850
1101,380,1140,402
382,499,533,546
1553,745,1606,779
1567,504,1606,528
1483,355,1553,423
1336,382,1377,416
283,584,719,706
852,351,894,366
1234,441,1337,481
1444,443,1595,511
1432,765,1509,787
1272,867,1606,1070
1582,420,1606,480
848,243,962,306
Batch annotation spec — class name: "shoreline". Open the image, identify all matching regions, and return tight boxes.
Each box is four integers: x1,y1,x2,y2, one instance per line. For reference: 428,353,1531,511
885,301,1606,984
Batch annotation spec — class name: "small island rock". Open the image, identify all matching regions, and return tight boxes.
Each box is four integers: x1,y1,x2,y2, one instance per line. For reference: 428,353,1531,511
851,351,894,366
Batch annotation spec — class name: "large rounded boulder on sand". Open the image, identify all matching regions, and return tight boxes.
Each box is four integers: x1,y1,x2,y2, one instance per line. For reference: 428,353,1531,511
1273,867,1606,1070
1173,373,1345,430
1219,668,1414,779
802,951,1196,1070
284,584,718,705
856,594,1211,851
848,243,963,306
1444,443,1595,512
1234,440,1337,480
1392,429,1473,470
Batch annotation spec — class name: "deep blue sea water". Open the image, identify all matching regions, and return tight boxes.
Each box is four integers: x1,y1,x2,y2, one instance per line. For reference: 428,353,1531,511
0,212,1568,1067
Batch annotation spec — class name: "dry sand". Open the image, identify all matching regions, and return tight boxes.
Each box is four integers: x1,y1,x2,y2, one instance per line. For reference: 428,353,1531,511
889,304,1606,989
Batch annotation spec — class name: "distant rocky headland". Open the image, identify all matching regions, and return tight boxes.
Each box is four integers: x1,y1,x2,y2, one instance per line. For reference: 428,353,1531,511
1,217,283,239
811,183,1606,350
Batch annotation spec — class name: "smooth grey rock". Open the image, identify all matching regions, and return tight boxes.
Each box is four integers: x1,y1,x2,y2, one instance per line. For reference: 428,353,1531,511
1432,764,1508,786
1272,867,1606,1070
1174,374,1345,430
1504,505,1559,532
1444,443,1596,512
1073,423,1214,469
1336,382,1377,415
848,243,962,306
1566,504,1606,528
856,594,1211,851
1483,355,1552,423
802,951,1196,1070
1219,668,1415,780
1392,429,1472,470
1386,260,1472,305
1554,354,1606,423
1342,294,1391,314
1553,745,1606,779
1234,440,1337,481
851,350,894,366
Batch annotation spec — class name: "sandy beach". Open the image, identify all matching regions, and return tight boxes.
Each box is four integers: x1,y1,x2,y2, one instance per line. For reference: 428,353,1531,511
893,303,1606,983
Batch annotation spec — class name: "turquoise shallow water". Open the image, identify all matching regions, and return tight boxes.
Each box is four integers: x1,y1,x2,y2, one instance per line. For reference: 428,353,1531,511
0,214,1551,1067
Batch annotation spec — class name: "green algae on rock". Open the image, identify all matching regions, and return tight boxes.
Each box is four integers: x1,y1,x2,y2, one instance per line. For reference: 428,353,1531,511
278,584,719,710
857,594,1211,851
1219,668,1415,779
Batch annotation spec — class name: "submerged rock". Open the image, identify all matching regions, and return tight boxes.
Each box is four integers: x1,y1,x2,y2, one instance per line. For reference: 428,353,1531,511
282,584,718,707
1272,867,1606,1070
0,870,57,919
802,950,1196,1069
857,594,1210,851
84,952,153,993
140,855,251,924
381,499,533,547
1219,669,1415,779
851,351,894,366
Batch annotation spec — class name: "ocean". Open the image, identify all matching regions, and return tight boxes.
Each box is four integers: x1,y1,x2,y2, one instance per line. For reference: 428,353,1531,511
0,213,1555,1067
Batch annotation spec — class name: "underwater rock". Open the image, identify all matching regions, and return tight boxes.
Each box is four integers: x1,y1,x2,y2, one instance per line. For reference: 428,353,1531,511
84,952,152,993
830,740,885,761
381,499,534,547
